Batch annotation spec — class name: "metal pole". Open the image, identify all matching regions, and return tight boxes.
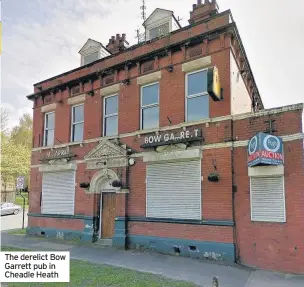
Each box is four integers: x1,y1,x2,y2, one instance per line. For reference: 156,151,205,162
19,190,26,229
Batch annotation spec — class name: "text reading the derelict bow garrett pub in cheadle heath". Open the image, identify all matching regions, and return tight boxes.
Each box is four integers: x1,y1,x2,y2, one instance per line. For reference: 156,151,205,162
0,252,70,283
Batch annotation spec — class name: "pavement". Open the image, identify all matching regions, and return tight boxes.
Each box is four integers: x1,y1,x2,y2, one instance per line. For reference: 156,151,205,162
0,208,28,231
1,231,304,287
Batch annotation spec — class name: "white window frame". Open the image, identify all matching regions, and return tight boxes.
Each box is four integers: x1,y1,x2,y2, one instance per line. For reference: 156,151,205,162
250,176,286,223
71,104,84,142
140,82,159,130
103,94,119,137
185,68,209,122
43,112,55,146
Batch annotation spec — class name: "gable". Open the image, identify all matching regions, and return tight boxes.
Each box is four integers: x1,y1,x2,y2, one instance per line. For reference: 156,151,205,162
79,39,102,54
85,139,127,160
85,140,128,169
144,8,173,28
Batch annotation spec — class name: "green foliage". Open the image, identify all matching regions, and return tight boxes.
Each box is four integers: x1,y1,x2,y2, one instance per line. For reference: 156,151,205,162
0,107,9,135
10,113,33,149
1,113,32,191
8,229,27,236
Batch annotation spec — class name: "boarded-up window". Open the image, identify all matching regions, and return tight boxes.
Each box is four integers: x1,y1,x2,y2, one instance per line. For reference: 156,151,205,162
42,171,75,215
146,160,201,220
250,177,286,222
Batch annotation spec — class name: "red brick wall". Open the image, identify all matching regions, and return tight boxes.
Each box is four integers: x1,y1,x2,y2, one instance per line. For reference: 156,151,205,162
233,109,303,141
128,222,233,243
33,13,230,91
202,147,233,221
234,134,304,273
127,159,146,217
31,37,233,149
29,168,42,214
28,217,83,231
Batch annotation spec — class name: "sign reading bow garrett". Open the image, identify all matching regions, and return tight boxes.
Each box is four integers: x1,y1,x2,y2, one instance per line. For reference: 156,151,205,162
247,132,284,167
141,128,202,148
207,66,221,101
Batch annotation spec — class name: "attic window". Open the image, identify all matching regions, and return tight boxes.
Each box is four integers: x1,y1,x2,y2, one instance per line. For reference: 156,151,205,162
149,22,170,40
83,51,99,65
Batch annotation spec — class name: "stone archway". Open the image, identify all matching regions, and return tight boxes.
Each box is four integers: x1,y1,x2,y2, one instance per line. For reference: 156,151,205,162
89,169,119,194
89,169,119,239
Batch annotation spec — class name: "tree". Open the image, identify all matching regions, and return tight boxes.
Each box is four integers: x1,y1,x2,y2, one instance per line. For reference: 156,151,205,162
1,112,32,198
1,135,31,192
10,113,33,149
0,107,9,135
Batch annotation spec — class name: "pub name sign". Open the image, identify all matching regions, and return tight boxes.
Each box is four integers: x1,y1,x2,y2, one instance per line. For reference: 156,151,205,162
248,132,284,167
141,128,202,148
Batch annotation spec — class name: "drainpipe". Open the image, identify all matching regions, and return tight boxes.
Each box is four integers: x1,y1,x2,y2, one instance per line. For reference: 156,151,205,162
124,150,132,249
231,118,239,263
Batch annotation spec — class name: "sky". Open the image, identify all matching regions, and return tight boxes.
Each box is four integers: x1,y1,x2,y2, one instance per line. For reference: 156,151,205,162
1,0,304,129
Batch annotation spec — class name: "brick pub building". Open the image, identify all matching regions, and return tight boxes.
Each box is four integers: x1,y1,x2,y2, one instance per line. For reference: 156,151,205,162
27,1,304,274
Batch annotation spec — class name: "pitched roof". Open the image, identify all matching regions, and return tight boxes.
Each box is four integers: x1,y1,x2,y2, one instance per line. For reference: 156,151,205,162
78,38,102,54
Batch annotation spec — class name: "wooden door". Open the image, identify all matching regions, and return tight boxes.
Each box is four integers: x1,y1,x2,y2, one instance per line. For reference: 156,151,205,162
101,193,116,238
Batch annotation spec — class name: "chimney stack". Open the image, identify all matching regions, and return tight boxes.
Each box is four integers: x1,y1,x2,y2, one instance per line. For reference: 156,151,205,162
106,33,129,54
189,0,218,24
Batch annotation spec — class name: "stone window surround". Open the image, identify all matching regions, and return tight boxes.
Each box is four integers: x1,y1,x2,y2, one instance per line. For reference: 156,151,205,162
100,84,120,97
182,56,212,73
67,94,86,105
41,103,57,113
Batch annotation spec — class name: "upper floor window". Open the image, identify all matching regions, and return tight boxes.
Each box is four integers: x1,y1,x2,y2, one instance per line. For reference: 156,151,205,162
149,23,170,40
141,83,159,130
71,104,84,142
43,112,54,146
186,69,209,122
83,51,99,65
104,95,118,136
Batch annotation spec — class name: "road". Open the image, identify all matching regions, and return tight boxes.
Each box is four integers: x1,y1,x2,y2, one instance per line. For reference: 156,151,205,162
0,209,28,231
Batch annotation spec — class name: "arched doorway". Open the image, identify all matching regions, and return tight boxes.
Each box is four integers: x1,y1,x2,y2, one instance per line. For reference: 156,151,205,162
89,169,119,239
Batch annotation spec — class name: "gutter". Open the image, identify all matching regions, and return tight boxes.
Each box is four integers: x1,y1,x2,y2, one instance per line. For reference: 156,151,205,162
229,13,264,109
27,22,235,101
32,10,231,87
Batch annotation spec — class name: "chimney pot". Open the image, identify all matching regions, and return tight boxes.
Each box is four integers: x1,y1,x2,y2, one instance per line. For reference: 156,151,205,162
107,33,128,54
197,0,202,5
204,0,210,4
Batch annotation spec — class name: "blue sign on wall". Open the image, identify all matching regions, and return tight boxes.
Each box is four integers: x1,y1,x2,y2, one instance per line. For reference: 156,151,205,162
248,132,284,167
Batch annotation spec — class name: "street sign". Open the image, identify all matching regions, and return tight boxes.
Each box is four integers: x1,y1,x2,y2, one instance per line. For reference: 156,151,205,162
16,176,25,189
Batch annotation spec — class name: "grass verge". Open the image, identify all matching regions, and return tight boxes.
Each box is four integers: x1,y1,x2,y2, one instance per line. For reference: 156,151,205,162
7,229,27,236
1,246,199,287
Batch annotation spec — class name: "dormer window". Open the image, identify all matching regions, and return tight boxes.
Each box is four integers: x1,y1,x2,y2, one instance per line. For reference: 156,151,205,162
79,38,111,67
83,51,99,65
149,22,170,40
143,8,181,41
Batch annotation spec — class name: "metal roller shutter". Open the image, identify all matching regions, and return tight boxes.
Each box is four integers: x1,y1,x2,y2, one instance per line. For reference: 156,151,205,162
146,160,201,220
250,177,285,222
42,170,76,215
